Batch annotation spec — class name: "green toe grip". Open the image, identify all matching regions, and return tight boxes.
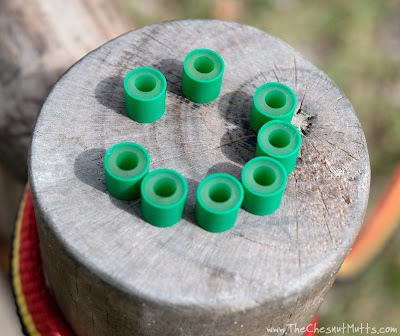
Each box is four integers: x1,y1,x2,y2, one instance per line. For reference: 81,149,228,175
250,82,297,133
104,142,150,200
124,67,167,123
255,120,302,174
182,48,225,103
141,169,188,227
195,173,244,233
241,157,287,215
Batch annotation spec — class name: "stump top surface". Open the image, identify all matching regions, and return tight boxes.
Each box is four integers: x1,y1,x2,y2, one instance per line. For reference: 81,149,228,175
30,20,370,311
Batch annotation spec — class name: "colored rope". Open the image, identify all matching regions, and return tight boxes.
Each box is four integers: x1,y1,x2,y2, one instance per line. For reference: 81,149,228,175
304,314,318,336
11,185,74,336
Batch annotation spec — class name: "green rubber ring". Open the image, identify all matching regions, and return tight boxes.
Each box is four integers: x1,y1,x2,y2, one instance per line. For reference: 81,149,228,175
195,173,244,233
141,169,188,228
250,82,297,133
124,67,167,123
255,120,302,174
241,157,287,215
181,49,225,103
104,142,150,200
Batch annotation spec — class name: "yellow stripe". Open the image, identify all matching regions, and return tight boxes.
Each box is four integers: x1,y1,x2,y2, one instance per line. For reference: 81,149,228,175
12,184,41,336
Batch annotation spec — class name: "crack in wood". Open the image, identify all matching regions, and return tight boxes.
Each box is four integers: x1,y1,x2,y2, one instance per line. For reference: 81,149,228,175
141,32,176,53
272,68,280,82
315,84,335,103
302,134,343,187
297,85,308,114
233,72,258,88
229,232,276,248
312,133,359,161
323,212,334,244
315,180,329,214
259,71,268,84
294,171,302,275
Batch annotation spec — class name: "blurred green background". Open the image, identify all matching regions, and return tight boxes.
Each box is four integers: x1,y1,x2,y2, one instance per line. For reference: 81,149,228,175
119,0,400,334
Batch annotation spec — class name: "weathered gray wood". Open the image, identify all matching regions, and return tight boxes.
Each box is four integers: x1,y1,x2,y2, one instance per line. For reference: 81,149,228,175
30,20,370,336
0,0,132,239
0,0,132,179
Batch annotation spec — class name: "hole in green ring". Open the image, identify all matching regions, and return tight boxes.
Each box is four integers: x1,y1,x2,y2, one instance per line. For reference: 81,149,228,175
265,90,286,109
268,129,291,148
153,177,177,198
209,183,231,203
135,74,157,92
194,56,215,74
253,166,276,186
116,152,139,171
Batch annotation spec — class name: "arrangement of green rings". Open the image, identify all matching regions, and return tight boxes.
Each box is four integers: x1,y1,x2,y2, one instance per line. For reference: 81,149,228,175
103,48,302,231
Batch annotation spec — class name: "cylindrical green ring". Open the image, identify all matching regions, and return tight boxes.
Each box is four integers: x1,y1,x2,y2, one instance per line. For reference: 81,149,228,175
141,169,188,228
181,48,225,103
124,67,167,123
104,142,150,200
195,173,244,233
255,120,302,174
250,82,297,133
241,157,287,215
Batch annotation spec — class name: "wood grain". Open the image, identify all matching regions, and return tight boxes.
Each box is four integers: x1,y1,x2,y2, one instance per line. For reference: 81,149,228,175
30,20,370,336
0,0,132,239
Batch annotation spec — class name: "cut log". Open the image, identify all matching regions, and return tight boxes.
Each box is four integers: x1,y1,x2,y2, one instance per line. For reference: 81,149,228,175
30,20,370,336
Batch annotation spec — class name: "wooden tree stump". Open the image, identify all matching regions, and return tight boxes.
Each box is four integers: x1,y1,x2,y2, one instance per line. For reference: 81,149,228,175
30,20,370,336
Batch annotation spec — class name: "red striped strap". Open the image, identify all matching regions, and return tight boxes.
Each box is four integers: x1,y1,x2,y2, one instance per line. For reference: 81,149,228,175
11,185,74,336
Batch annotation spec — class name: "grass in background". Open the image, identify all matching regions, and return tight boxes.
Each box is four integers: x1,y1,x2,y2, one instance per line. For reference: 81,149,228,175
120,0,400,333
